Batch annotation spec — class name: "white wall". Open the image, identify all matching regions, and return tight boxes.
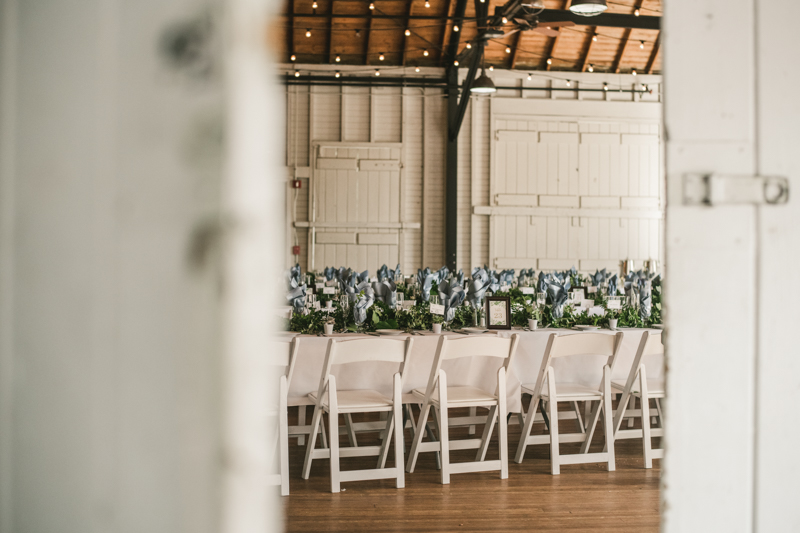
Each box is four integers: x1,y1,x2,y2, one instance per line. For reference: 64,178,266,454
284,66,663,275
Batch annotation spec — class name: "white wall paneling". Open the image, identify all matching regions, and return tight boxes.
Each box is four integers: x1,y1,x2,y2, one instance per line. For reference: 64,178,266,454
284,66,663,274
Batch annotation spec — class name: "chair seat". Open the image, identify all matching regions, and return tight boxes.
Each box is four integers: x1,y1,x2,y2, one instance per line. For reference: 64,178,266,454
611,379,665,396
288,395,315,407
412,386,497,405
523,382,602,400
309,389,393,411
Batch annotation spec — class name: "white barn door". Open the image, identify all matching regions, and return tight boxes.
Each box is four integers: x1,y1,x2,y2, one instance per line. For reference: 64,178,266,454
663,0,800,529
308,143,403,273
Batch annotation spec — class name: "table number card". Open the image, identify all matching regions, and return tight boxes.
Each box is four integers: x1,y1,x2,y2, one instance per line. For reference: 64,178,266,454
521,287,535,295
313,301,321,310
607,299,622,310
430,303,445,316
325,280,336,287
322,287,335,295
588,286,598,294
401,300,415,310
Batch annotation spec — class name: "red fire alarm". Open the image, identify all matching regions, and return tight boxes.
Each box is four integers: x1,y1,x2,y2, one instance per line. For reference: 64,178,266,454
292,245,301,255
291,180,302,189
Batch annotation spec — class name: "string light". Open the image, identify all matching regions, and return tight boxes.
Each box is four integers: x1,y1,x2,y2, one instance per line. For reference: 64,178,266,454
335,54,341,62
405,29,411,36
588,64,594,72
634,8,640,16
502,16,508,24
294,70,300,77
592,34,598,42
312,0,318,8
423,49,429,56
603,82,608,91
454,25,459,32
546,57,552,65
415,66,420,72
527,73,532,80
369,2,374,9
290,54,296,61
375,69,380,76
355,29,361,37
305,29,311,38
489,65,494,71
632,69,637,76
505,47,511,54
566,79,572,87
466,42,472,49
425,0,430,7
454,60,459,66
379,52,385,61
640,40,645,49
335,71,340,78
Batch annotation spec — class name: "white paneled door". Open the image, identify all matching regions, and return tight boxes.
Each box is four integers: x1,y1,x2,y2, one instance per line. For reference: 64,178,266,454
663,0,800,529
309,143,404,272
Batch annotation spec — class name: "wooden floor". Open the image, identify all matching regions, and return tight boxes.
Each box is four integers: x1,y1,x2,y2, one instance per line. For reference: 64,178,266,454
283,407,661,532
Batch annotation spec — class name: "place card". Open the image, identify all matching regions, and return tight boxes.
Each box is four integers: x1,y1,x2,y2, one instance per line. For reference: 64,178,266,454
315,282,324,290
521,287,535,294
322,287,335,295
402,300,415,309
588,286,598,294
430,303,445,316
607,299,622,310
325,280,336,287
313,301,321,310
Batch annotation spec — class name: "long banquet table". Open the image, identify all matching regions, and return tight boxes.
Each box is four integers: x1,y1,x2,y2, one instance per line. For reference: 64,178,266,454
285,328,664,413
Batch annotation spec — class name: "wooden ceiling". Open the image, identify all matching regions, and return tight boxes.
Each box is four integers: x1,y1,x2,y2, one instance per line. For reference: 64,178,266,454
277,0,662,74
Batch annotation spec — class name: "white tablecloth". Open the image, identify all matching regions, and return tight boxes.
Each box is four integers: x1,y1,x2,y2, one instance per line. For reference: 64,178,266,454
285,328,663,413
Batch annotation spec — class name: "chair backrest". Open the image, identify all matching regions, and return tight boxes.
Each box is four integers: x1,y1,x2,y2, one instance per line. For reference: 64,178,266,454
314,336,413,398
420,333,520,398
627,330,664,380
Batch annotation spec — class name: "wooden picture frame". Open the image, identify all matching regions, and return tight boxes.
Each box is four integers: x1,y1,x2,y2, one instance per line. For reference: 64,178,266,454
485,296,512,330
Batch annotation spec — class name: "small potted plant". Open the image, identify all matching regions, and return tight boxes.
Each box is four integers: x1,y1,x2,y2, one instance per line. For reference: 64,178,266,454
431,314,444,334
324,316,335,335
528,305,542,330
606,309,620,331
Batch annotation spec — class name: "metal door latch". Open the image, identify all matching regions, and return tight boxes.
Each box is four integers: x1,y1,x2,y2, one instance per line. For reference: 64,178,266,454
683,173,789,206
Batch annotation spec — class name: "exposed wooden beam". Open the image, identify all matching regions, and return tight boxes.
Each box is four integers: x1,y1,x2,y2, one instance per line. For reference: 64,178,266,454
546,0,571,71
439,0,457,66
402,0,414,65
645,32,661,74
579,28,596,72
612,0,645,73
364,3,374,64
327,0,336,63
510,31,523,69
287,0,294,61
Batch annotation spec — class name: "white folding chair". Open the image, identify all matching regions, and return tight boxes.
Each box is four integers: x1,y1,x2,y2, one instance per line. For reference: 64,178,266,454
270,339,294,496
514,332,623,474
284,337,328,449
405,334,520,484
610,330,665,468
301,337,411,493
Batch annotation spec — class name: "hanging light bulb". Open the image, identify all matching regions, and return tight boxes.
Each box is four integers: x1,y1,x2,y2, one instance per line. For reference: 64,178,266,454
290,54,297,61
640,40,645,49
425,0,430,7
305,29,311,37
502,16,508,24
466,42,472,49
527,73,532,80
603,82,608,91
454,25,459,32
375,69,380,76
335,54,341,62
632,69,637,76
588,64,594,72
415,66,420,72
369,2,375,9
592,34,598,42
489,65,494,71
566,79,572,87
335,71,341,78
454,60,459,66
379,52,385,61
405,29,411,36
312,0,318,8
546,57,552,65
294,70,300,77
505,47,511,54
423,49,429,56
634,8,640,16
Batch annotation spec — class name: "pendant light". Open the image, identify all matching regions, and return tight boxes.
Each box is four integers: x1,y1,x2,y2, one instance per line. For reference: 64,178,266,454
471,69,496,94
569,0,607,16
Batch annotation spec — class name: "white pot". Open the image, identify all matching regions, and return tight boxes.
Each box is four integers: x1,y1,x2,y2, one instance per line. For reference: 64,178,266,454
432,323,442,334
608,318,618,331
528,319,538,330
325,300,333,309
324,323,334,335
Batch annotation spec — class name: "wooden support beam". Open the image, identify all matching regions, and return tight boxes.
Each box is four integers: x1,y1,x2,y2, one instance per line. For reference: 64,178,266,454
510,31,523,69
440,0,456,66
364,3,374,64
546,0,571,71
327,0,336,63
287,0,294,61
402,0,414,65
612,0,644,73
579,28,596,72
645,32,661,74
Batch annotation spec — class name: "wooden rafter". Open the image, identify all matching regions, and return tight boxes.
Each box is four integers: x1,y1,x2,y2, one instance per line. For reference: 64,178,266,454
579,28,596,72
612,0,645,72
327,0,335,63
402,0,414,65
287,0,294,61
440,0,456,65
546,0,571,71
364,3,374,64
510,31,523,69
645,32,661,73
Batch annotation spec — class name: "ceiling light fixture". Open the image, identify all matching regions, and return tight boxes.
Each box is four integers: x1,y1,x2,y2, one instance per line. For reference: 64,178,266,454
466,42,472,49
335,54,341,62
290,54,296,61
527,73,532,80
603,82,608,91
566,79,572,87
305,29,311,37
335,71,340,78
454,25,459,32
505,47,511,54
425,0,430,7
369,2,375,9
546,57,552,65
502,16,508,24
379,52,385,61
489,65,494,71
423,49,429,56
405,29,411,36
312,0,318,8
634,8,640,16
640,40,645,49
415,66,420,72
588,64,594,72
375,69,380,76
632,69,637,76
592,34,598,42
471,68,497,94
295,70,300,77
454,60,459,66
569,0,608,16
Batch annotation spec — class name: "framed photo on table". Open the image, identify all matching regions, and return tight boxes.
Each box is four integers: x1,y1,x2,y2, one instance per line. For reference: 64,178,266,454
485,296,511,330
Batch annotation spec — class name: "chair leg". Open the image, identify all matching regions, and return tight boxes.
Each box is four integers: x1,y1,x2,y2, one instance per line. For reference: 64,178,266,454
514,391,543,464
393,374,405,489
584,401,591,431
344,413,358,447
580,400,602,454
297,406,306,446
406,401,431,473
279,377,290,496
498,367,509,479
377,410,394,469
627,396,636,428
603,366,616,472
301,404,325,480
572,401,585,433
639,366,653,469
547,368,560,475
329,411,340,493
475,405,498,462
468,406,477,435
425,416,442,471
655,398,663,427
438,370,451,485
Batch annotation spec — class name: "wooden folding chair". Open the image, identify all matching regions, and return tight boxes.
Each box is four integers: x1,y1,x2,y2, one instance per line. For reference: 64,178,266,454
405,334,520,484
301,337,412,493
514,332,624,474
610,330,665,468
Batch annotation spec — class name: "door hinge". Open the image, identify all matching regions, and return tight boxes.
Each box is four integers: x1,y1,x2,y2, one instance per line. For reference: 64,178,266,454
683,173,789,206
